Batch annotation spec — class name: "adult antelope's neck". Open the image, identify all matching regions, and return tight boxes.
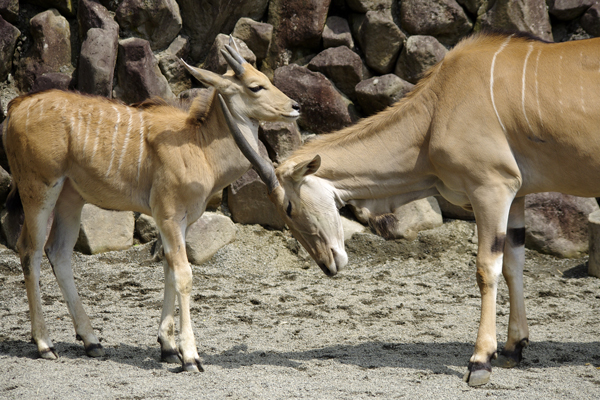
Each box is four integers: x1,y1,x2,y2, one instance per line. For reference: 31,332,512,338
294,91,437,202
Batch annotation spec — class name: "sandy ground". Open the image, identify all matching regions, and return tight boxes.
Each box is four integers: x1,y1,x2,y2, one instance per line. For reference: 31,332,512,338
1,219,599,399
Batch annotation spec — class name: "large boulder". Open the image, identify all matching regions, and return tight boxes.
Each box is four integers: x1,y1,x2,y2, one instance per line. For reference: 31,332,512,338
477,0,553,41
30,72,72,92
115,0,182,51
156,36,191,96
77,0,119,40
78,27,119,97
355,74,414,116
202,34,256,74
322,16,354,49
346,0,393,12
0,0,19,24
394,35,447,84
525,193,599,258
259,121,302,164
547,0,594,21
274,64,356,134
75,205,135,255
263,0,331,74
24,0,75,17
15,9,72,92
232,18,273,61
580,4,600,37
115,37,173,104
0,16,19,82
177,0,269,61
186,212,237,265
307,46,363,99
399,0,473,46
353,10,405,75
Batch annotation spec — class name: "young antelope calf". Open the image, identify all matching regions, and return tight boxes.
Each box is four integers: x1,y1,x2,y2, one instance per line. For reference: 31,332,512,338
3,44,299,371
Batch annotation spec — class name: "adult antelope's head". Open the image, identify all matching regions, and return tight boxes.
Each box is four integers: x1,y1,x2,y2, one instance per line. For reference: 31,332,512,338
220,98,348,276
181,39,300,123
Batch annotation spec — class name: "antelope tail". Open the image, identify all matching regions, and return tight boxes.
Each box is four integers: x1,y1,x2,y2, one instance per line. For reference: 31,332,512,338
217,94,279,193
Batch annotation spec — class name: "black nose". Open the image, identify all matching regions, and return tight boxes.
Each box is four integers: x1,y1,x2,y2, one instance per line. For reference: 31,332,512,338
292,102,301,111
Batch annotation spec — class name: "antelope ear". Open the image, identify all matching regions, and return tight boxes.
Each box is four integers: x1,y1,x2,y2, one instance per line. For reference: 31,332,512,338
180,59,232,91
291,155,321,181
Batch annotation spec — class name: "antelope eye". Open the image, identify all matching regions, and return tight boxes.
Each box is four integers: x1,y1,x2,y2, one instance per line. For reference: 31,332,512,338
286,202,292,217
249,85,264,93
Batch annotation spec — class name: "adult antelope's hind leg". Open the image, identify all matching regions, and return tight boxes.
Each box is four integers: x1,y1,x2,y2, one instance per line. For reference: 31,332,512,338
44,181,104,357
464,185,516,387
493,196,529,368
156,216,203,372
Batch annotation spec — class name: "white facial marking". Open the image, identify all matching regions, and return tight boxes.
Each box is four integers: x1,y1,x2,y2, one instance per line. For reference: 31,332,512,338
105,106,121,177
521,43,534,132
117,107,134,171
490,35,512,132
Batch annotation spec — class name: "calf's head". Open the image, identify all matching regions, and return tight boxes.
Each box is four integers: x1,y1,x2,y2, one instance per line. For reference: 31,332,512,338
181,40,300,123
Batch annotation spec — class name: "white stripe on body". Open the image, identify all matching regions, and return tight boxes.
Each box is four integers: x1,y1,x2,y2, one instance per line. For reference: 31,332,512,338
117,107,134,171
105,106,122,177
521,43,534,132
91,109,104,163
490,35,513,132
534,49,543,128
137,111,146,182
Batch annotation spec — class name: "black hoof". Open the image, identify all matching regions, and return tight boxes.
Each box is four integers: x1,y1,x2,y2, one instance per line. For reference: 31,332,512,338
85,343,105,358
161,349,182,364
492,338,529,369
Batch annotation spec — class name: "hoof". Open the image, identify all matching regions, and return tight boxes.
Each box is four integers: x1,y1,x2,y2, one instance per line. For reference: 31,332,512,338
85,343,105,358
464,361,492,386
182,358,204,372
40,347,59,360
492,338,528,369
463,368,491,387
161,349,182,364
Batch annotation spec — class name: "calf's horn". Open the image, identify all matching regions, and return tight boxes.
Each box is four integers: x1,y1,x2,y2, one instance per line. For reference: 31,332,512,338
220,36,247,77
217,94,279,193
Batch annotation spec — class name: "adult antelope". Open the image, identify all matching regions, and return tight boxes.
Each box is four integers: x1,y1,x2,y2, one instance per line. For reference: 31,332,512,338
3,43,299,371
224,32,600,386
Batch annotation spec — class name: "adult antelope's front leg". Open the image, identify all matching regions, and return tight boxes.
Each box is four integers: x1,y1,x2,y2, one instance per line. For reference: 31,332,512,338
464,185,517,386
493,196,529,368
156,216,203,372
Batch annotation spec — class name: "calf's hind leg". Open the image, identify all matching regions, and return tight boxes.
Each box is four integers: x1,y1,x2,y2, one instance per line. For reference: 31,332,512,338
44,181,104,357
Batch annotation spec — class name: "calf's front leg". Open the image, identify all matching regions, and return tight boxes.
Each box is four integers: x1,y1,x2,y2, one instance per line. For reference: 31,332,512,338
156,217,203,372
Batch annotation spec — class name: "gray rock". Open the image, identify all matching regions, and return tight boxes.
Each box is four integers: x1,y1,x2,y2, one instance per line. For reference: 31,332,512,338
16,9,72,92
185,212,237,265
259,121,302,164
547,0,594,21
232,18,273,61
157,36,191,96
0,165,10,205
75,204,135,255
394,35,447,84
525,193,599,258
115,37,174,104
346,0,392,12
399,0,473,46
322,16,354,49
0,16,20,82
135,213,158,243
456,0,485,15
115,0,182,51
308,46,363,99
0,0,19,24
78,27,118,97
77,0,119,40
24,0,75,17
178,0,269,61
31,72,72,92
202,34,256,75
228,169,285,230
273,64,356,134
581,4,600,37
477,0,553,41
354,10,405,75
587,210,600,277
355,74,414,116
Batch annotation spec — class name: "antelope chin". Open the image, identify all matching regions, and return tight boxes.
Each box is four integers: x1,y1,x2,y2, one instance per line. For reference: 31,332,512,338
318,248,348,277
284,110,300,119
